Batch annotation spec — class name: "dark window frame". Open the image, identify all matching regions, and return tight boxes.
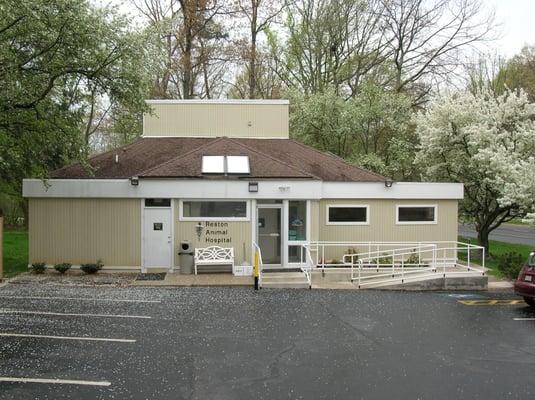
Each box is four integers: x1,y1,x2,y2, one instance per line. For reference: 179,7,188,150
326,205,369,225
396,205,437,224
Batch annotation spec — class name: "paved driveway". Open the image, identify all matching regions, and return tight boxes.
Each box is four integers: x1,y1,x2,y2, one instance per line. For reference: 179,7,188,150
0,285,534,400
459,223,535,246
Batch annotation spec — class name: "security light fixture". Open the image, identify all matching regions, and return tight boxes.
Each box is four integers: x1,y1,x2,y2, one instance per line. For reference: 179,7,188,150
384,179,393,188
248,182,259,193
130,176,139,186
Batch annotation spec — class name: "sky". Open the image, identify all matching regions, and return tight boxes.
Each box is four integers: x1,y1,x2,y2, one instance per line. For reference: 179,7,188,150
488,0,535,56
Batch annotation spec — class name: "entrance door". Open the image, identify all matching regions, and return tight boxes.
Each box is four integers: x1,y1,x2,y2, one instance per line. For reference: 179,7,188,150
257,207,282,266
143,208,172,269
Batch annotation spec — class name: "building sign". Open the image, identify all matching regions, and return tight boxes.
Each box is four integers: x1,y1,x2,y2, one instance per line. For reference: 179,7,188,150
203,221,231,245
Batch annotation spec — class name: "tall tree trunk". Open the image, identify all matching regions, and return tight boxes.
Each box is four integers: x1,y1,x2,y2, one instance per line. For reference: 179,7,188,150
476,225,490,256
248,0,258,99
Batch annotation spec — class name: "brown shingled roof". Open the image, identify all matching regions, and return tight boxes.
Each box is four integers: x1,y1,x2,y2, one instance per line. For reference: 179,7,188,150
50,137,384,182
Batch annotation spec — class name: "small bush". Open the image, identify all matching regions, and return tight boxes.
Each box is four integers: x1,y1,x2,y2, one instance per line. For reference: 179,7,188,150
31,262,46,274
80,259,104,275
405,250,420,265
54,263,72,274
495,252,525,280
378,253,393,266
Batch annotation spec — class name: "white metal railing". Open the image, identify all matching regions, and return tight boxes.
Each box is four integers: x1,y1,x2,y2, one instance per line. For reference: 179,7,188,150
299,245,313,288
253,242,264,287
302,241,486,289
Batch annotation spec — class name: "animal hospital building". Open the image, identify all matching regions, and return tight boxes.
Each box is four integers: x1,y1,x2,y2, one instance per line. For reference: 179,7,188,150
23,100,465,280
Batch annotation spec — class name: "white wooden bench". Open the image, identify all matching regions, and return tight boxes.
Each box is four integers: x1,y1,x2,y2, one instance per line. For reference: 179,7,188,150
194,246,234,275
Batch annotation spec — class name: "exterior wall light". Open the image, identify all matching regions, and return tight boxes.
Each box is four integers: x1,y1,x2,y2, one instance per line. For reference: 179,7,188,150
248,182,259,192
130,176,139,186
195,222,204,240
384,179,393,188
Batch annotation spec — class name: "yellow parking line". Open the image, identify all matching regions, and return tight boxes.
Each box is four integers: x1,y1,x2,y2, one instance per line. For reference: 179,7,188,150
458,299,524,306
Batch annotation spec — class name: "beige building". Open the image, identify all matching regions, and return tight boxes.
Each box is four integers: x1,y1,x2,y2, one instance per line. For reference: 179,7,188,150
23,100,463,272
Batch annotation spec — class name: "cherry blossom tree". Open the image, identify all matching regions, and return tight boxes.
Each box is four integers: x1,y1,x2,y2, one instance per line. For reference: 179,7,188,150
415,88,535,251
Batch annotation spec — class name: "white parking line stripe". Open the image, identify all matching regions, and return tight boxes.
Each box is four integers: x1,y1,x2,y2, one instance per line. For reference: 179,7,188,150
0,377,111,386
0,333,136,343
0,309,151,319
0,296,160,304
513,318,535,321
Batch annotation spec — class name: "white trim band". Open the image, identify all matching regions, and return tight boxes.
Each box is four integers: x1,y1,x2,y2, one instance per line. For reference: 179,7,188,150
23,179,464,200
145,99,289,105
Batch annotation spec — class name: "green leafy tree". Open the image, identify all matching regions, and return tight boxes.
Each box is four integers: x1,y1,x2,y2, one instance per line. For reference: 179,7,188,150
415,88,535,251
290,83,415,179
0,0,151,221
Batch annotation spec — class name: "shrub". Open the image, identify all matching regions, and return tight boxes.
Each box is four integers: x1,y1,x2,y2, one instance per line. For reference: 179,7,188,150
54,263,72,274
31,262,46,274
80,259,104,275
378,253,393,266
495,252,525,280
405,250,420,266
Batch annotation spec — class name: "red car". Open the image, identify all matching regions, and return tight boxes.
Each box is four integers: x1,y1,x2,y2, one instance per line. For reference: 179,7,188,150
515,252,535,306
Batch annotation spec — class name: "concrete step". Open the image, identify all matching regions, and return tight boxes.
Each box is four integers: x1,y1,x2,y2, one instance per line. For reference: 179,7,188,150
262,282,311,289
261,271,310,289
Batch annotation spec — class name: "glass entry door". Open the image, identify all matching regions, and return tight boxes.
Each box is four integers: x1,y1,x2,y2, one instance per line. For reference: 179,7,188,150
257,207,282,266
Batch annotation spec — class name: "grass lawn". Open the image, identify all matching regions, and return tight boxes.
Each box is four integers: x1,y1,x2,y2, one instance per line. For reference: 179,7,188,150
459,235,533,278
2,230,28,278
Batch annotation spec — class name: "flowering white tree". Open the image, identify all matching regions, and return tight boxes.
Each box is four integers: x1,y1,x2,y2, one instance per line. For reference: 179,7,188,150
415,88,535,251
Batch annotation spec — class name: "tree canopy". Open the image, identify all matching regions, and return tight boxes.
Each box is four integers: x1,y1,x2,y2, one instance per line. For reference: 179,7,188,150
415,88,535,250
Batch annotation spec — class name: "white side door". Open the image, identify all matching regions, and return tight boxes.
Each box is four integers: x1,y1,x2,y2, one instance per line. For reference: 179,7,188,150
143,208,172,269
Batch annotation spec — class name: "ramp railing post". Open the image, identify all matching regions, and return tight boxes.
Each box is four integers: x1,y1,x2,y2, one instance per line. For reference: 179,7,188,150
254,248,259,290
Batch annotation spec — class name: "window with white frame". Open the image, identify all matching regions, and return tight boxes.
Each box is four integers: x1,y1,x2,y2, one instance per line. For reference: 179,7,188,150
396,205,437,224
327,205,369,225
180,200,249,221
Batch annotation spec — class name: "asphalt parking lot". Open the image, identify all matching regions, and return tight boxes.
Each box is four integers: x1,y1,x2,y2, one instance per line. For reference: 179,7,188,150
0,285,534,400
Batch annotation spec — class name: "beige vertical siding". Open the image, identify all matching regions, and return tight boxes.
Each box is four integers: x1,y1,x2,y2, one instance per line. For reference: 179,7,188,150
174,202,252,266
144,103,289,138
29,198,141,266
318,199,458,260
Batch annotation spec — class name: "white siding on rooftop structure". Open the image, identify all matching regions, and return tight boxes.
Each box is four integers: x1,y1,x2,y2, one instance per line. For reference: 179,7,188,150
143,100,289,138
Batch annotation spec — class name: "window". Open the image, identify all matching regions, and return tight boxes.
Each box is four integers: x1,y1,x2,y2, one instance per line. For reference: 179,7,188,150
145,198,171,207
396,205,437,224
289,201,307,241
201,156,250,175
181,201,249,220
226,156,250,174
288,245,304,263
327,205,369,225
202,156,225,174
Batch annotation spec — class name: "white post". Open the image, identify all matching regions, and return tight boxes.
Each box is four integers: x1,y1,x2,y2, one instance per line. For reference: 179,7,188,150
467,244,471,271
443,248,446,277
392,249,395,277
321,244,325,273
482,246,486,275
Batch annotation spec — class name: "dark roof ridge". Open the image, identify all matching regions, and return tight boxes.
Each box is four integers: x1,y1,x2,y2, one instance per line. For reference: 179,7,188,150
137,137,225,176
225,137,321,180
286,138,386,181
